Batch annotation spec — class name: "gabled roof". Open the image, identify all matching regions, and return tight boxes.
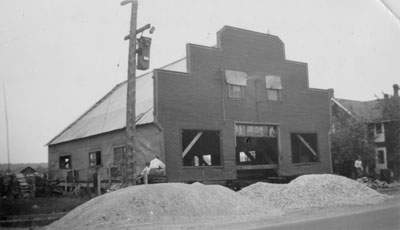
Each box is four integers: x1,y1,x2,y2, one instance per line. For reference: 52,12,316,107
332,98,383,122
48,58,187,145
20,166,36,174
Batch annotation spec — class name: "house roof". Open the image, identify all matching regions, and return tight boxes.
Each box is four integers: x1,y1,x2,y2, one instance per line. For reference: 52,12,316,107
333,98,383,122
20,166,36,174
48,57,187,145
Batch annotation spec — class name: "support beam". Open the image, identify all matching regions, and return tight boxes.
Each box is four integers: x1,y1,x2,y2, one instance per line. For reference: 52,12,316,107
296,134,318,157
182,132,203,158
259,151,277,164
242,151,256,162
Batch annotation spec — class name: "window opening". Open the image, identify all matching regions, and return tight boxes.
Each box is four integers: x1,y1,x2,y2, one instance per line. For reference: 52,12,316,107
265,75,282,101
291,133,319,163
59,155,71,169
89,151,102,166
375,123,383,134
235,124,279,165
267,89,281,101
377,150,385,164
182,130,221,167
113,146,125,164
225,70,247,99
229,84,245,98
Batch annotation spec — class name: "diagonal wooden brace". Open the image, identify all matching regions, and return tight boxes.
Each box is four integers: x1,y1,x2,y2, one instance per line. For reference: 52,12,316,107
182,131,204,158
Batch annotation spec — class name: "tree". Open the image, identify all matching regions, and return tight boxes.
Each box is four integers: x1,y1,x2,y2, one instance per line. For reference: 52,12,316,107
330,109,376,178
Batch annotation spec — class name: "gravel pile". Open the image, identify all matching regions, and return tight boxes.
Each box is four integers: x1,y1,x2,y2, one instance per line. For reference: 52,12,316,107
239,174,388,210
46,182,279,230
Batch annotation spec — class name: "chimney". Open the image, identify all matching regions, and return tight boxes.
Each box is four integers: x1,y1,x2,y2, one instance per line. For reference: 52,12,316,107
384,94,389,99
394,84,399,97
328,88,334,98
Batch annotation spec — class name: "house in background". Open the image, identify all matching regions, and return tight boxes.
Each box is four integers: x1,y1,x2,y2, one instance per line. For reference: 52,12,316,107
19,166,37,177
331,84,400,179
47,26,332,187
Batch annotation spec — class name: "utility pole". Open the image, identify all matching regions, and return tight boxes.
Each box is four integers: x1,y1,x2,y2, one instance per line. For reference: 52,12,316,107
2,82,10,173
121,0,154,185
121,0,138,185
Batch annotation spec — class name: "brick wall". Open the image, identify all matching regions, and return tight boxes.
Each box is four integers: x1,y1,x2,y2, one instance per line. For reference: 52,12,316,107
155,26,332,182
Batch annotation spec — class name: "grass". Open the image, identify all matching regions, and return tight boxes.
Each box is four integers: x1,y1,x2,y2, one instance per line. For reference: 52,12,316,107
0,196,90,216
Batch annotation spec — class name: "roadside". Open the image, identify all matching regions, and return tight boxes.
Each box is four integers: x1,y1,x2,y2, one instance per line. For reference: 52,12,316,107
96,187,399,230
2,181,400,230
212,187,400,230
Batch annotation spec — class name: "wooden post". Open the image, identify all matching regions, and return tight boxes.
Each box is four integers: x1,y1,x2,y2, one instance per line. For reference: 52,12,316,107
121,0,138,185
2,82,11,173
97,172,101,196
144,171,148,184
107,167,111,187
64,175,67,193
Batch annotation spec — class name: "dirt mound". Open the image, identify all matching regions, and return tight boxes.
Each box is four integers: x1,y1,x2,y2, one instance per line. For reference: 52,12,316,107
239,174,388,210
46,183,279,230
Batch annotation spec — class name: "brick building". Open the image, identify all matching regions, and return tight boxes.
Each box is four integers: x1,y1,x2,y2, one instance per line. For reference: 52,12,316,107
47,26,332,185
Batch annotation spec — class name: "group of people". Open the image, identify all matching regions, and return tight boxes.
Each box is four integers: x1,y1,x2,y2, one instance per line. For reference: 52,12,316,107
139,155,366,183
138,155,165,184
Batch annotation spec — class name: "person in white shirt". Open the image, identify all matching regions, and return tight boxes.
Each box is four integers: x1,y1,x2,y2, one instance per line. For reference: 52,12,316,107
354,155,363,178
139,162,151,184
149,156,165,175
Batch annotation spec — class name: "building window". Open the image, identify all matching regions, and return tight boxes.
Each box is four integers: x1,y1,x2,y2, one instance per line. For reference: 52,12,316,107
375,123,383,135
89,151,102,167
235,124,279,165
229,84,245,98
291,133,319,163
377,150,385,164
59,155,71,169
266,89,281,101
113,146,125,164
265,75,282,101
182,130,221,167
225,70,247,99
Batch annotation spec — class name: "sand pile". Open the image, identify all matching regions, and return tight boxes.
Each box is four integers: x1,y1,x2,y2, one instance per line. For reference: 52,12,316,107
239,174,388,210
46,182,278,230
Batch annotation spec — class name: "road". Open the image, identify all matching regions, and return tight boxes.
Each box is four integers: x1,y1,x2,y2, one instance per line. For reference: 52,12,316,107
256,205,400,230
213,189,400,230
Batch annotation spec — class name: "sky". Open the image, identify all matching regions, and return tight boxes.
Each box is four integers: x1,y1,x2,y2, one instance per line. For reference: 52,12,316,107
0,0,399,164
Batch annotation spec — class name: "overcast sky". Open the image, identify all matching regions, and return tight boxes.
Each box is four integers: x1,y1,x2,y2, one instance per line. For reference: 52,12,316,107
0,0,399,164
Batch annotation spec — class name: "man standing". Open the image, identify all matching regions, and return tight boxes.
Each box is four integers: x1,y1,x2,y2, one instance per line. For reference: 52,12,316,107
354,155,363,178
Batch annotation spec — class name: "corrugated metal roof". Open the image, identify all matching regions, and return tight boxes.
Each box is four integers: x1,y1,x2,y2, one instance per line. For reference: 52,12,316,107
48,57,187,145
335,98,383,122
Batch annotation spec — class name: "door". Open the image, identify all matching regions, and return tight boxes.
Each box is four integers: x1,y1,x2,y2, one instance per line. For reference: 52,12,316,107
375,147,387,171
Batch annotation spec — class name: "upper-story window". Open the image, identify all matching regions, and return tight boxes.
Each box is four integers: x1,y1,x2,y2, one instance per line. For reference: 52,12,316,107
225,70,247,99
373,122,385,142
375,123,383,135
229,84,245,98
265,75,282,101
